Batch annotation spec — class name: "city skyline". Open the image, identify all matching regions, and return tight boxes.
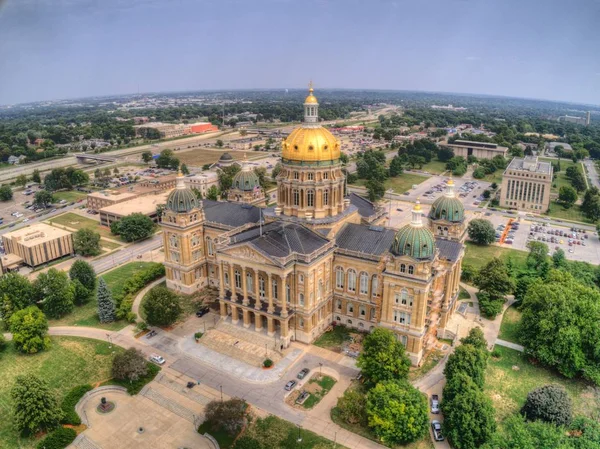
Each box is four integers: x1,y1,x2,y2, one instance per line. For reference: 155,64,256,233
1,0,599,105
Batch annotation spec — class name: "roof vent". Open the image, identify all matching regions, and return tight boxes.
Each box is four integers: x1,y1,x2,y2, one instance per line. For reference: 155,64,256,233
369,225,384,232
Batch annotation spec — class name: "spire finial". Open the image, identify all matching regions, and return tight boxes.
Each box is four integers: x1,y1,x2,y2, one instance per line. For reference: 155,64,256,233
308,80,314,94
411,198,423,227
176,167,185,189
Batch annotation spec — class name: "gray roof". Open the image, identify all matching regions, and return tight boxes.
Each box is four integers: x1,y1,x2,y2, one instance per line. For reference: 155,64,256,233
231,222,330,258
336,223,396,256
348,193,376,218
201,200,261,228
547,142,573,151
506,156,552,175
435,238,463,262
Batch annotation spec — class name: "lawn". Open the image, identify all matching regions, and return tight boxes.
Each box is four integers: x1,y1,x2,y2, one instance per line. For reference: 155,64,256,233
498,306,522,344
48,261,154,330
52,190,87,203
458,287,471,300
0,337,122,449
482,170,504,185
546,202,593,224
313,325,353,351
177,148,266,167
463,241,528,269
301,374,337,409
351,173,428,195
420,158,447,175
485,346,599,423
540,157,579,195
47,212,119,241
100,239,122,250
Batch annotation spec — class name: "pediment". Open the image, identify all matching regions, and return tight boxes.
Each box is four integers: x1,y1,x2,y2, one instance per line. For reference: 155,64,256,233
221,243,276,265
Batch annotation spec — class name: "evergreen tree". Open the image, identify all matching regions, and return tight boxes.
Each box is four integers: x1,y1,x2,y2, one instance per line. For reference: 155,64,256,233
97,278,116,323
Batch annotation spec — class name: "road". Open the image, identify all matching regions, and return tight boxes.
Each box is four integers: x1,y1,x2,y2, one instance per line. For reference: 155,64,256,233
0,201,84,236
585,159,600,190
90,234,163,274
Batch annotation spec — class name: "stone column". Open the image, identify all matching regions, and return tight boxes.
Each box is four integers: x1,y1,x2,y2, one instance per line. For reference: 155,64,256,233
219,300,227,317
267,317,275,336
229,263,235,297
281,275,288,318
443,271,452,303
255,312,263,331
243,309,251,328
242,267,249,306
231,304,239,324
281,319,289,338
219,262,225,298
254,270,261,310
267,273,274,313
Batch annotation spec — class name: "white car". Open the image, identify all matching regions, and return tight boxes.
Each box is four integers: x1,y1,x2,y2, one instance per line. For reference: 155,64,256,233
150,354,165,365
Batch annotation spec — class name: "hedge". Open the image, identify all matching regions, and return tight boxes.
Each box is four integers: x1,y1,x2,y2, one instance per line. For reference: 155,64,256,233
112,262,165,319
36,427,77,449
61,384,93,425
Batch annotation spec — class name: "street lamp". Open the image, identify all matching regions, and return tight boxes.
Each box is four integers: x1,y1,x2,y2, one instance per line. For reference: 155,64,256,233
319,362,323,376
296,424,302,443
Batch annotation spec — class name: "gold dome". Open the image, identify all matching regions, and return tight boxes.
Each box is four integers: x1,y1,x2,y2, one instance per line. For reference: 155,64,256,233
304,82,318,104
282,126,340,162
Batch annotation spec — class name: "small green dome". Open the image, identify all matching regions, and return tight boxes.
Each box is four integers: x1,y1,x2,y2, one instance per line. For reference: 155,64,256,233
232,169,260,192
429,196,464,223
391,225,436,260
166,186,198,213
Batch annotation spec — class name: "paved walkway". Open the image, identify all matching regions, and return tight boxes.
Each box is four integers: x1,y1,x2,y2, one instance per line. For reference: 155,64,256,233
495,339,524,352
131,276,166,322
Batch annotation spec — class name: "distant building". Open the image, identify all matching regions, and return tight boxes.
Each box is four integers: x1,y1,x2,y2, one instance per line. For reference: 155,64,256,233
133,116,150,125
2,223,73,268
445,140,508,160
558,113,590,126
184,171,219,197
87,175,176,210
135,121,218,139
7,155,26,165
500,156,553,213
99,191,170,226
431,104,467,111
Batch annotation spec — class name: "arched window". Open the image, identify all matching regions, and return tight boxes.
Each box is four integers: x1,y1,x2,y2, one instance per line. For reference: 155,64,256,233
318,280,323,300
408,265,414,275
299,274,304,283
359,272,369,295
307,172,314,181
234,270,241,289
299,293,305,306
323,189,329,205
307,190,315,207
347,319,353,326
224,272,230,286
286,283,291,303
400,264,406,273
293,189,300,206
336,267,344,289
272,278,278,299
347,302,354,314
169,234,178,248
347,270,357,292
246,272,253,292
371,276,378,297
206,237,214,256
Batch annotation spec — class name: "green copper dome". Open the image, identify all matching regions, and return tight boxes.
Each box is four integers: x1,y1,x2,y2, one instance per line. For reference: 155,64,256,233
232,168,260,192
391,201,436,260
166,172,199,213
429,196,464,223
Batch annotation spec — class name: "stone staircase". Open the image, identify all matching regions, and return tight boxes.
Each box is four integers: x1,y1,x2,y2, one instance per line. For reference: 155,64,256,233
141,387,199,424
218,319,281,350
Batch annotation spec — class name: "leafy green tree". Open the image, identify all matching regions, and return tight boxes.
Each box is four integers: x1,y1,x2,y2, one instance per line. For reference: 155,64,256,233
552,248,566,268
335,387,367,425
141,151,153,164
218,165,241,192
73,228,102,256
180,163,190,175
33,190,54,208
460,263,477,283
0,184,13,201
388,155,404,177
156,149,179,170
475,258,514,300
111,348,148,381
72,279,92,306
33,268,74,319
437,147,454,162
460,327,488,351
521,384,572,426
97,278,116,323
11,374,62,435
69,260,96,292
366,380,429,445
143,286,182,326
216,139,224,148
0,272,34,320
15,174,27,187
271,162,282,180
366,178,385,201
205,398,248,436
467,219,495,245
444,344,489,389
253,166,268,191
481,415,566,449
526,241,550,278
35,427,77,449
9,306,51,354
32,169,41,183
207,185,219,201
473,167,486,179
558,185,577,208
339,152,349,164
357,327,411,387
581,187,600,221
111,213,155,242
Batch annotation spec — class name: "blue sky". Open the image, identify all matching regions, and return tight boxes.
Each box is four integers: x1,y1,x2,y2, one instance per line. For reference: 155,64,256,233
1,0,599,105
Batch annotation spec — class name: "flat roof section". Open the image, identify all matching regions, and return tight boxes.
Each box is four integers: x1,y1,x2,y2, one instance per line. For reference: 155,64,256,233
506,156,552,175
100,191,171,217
3,223,72,247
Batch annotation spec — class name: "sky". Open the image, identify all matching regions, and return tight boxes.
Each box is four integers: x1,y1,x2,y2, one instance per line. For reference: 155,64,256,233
1,0,600,106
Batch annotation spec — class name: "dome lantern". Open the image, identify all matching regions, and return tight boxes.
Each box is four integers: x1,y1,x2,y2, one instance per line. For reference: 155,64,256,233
428,177,465,223
303,81,319,126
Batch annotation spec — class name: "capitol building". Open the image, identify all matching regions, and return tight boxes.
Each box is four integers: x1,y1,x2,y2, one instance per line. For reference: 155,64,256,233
160,86,466,365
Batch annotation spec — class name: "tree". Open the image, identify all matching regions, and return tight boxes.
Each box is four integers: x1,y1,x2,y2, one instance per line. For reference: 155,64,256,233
143,286,182,326
335,387,367,425
565,165,586,192
111,213,155,242
156,149,179,170
521,384,573,426
97,278,116,323
460,327,488,351
357,327,411,387
111,348,148,381
11,374,62,435
0,184,13,201
482,189,491,199
207,185,219,201
467,219,495,245
8,306,51,354
442,376,496,449
340,152,349,164
205,398,248,436
475,258,514,300
526,241,550,278
216,139,224,148
0,272,34,320
33,190,54,208
366,380,429,445
32,169,41,183
33,268,74,319
218,165,241,192
141,151,153,164
437,147,454,162
366,178,385,201
444,344,489,389
558,185,577,208
473,167,486,179
389,155,404,177
15,174,27,187
271,162,282,180
73,228,102,256
581,188,600,221
552,248,566,268
253,166,268,191
69,260,96,292
180,163,190,175
490,182,498,190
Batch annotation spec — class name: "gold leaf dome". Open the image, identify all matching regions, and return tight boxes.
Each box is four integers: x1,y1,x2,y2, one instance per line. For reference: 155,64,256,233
304,82,318,104
282,127,340,162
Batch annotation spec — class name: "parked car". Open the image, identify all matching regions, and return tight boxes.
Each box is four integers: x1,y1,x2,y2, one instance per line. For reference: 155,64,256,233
150,354,165,365
284,380,297,391
431,420,444,441
196,305,210,317
297,368,310,380
430,394,440,414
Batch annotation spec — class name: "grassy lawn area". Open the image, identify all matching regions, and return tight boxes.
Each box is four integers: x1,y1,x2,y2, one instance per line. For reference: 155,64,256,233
301,374,337,409
46,212,118,241
458,287,471,300
421,158,447,175
485,346,599,423
100,239,122,250
463,241,528,269
540,157,579,195
545,202,593,224
313,325,353,352
352,173,428,195
52,190,87,203
482,170,504,185
48,262,154,330
498,305,522,344
0,337,122,449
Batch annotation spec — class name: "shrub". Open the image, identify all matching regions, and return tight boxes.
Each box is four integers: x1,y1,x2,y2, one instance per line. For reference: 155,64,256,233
233,436,262,449
477,291,504,319
335,387,367,425
60,385,93,425
205,398,248,436
263,359,273,368
126,312,137,323
143,286,181,326
36,427,77,449
0,334,6,352
112,348,148,382
136,321,148,332
194,332,203,340
490,348,501,358
521,384,573,426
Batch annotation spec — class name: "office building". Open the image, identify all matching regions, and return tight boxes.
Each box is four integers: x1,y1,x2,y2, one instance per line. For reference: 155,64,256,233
2,223,73,267
500,156,553,213
445,140,508,160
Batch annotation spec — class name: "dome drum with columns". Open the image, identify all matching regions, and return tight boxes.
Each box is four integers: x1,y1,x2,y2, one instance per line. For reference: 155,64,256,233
391,201,436,260
227,156,266,206
428,178,466,240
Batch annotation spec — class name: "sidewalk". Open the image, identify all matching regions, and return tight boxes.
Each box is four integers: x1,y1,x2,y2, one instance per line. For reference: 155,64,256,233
495,339,524,352
131,276,166,322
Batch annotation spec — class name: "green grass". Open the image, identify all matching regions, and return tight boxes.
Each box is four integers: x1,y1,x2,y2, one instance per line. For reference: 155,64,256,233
482,170,504,185
485,346,599,423
47,212,118,240
313,325,353,351
545,202,593,224
100,239,122,250
48,262,154,330
459,287,471,300
102,362,160,395
408,349,444,382
0,337,122,449
540,157,579,195
498,305,522,344
420,158,447,175
463,241,528,269
52,190,87,203
301,375,337,409
351,173,428,195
